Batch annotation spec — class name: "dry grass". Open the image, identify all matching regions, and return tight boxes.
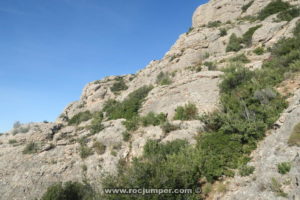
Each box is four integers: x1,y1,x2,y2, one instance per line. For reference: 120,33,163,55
288,122,300,146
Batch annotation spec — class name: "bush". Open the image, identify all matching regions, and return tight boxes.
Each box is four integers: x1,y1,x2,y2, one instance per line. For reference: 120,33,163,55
204,61,217,70
270,178,288,197
253,47,265,55
239,165,255,176
9,139,17,144
294,21,300,36
288,122,300,146
156,72,172,85
229,54,250,63
160,121,180,134
103,85,153,120
110,77,128,94
13,121,21,129
88,112,104,135
220,64,254,93
122,131,131,142
219,28,227,36
122,116,140,131
277,162,291,174
102,140,200,200
23,142,39,154
173,103,198,120
78,138,93,159
277,7,300,21
93,141,106,155
41,181,95,200
79,145,93,159
241,25,262,47
207,21,222,28
140,112,167,127
258,0,291,20
68,111,92,125
242,0,254,13
226,34,242,52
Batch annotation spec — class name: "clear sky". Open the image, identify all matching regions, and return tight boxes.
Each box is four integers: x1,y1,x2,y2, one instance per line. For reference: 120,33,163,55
0,0,208,133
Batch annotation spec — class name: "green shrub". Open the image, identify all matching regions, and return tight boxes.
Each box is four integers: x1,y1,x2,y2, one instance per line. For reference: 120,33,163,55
13,121,21,129
238,15,257,23
229,54,250,63
41,181,95,200
122,131,131,142
102,140,200,200
68,111,92,125
258,0,291,20
173,103,198,120
241,25,262,47
219,28,227,36
88,112,104,135
122,116,140,131
288,122,300,146
242,1,254,13
23,142,39,154
239,165,255,176
204,52,210,59
111,150,117,157
202,183,212,196
186,65,202,72
186,27,194,35
156,72,172,85
270,178,288,197
207,21,222,28
226,34,242,52
204,61,217,70
110,77,128,93
103,85,153,120
294,21,300,36
140,112,167,127
9,139,17,144
253,47,265,55
78,138,93,159
160,121,179,133
277,162,291,174
93,141,106,155
143,139,188,159
277,7,300,21
219,64,254,93
79,145,93,159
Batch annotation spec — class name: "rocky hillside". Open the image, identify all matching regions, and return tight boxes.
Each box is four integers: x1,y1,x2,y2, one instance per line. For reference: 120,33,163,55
0,0,300,199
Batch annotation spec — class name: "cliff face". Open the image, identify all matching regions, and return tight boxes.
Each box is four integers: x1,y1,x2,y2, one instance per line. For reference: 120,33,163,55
0,0,300,199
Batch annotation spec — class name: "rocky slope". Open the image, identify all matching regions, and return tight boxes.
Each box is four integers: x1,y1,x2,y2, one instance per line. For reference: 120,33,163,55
0,0,300,199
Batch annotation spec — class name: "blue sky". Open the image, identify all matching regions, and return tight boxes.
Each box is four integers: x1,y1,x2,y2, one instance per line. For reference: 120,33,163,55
0,0,208,133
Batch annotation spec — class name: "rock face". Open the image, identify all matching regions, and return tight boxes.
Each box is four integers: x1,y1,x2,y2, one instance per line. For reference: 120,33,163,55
1,0,300,199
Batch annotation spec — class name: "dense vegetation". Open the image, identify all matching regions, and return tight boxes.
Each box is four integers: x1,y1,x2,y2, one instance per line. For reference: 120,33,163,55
277,162,291,174
156,72,172,85
226,25,261,52
110,77,128,94
23,142,39,154
258,0,291,20
241,0,254,13
103,85,153,120
173,103,198,120
68,111,93,126
41,182,96,200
